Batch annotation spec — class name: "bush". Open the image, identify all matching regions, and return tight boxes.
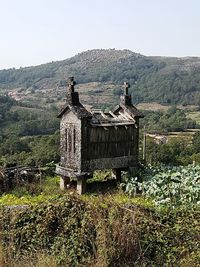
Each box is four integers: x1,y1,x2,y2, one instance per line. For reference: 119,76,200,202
0,193,199,266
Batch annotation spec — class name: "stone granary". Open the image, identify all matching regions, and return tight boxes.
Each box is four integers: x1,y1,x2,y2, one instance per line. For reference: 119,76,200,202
56,77,143,194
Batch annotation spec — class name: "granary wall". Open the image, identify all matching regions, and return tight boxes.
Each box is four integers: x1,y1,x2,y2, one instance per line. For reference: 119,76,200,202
87,125,137,159
81,123,139,171
60,111,81,171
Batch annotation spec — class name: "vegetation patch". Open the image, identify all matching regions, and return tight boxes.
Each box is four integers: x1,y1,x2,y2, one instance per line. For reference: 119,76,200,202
124,164,200,208
0,192,199,267
0,165,199,267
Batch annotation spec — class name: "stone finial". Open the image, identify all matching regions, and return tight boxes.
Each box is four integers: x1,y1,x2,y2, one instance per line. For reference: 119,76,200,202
68,77,76,93
120,81,131,106
123,81,130,95
66,77,79,105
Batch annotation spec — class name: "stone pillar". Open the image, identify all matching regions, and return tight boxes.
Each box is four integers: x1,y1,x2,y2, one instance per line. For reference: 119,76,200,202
60,176,70,190
77,177,86,195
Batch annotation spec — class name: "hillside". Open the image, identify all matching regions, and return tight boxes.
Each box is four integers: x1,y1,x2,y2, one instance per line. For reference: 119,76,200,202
1,49,200,106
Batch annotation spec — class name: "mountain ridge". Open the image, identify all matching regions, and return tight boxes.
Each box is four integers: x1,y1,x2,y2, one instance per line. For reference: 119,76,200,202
1,49,200,105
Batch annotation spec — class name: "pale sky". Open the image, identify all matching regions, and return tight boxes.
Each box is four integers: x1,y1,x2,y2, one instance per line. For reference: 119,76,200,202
0,0,200,69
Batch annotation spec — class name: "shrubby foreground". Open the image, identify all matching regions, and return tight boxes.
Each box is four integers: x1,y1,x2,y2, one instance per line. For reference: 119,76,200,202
0,190,199,266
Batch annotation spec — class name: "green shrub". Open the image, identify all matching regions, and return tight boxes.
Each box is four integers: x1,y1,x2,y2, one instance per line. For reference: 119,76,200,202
0,193,199,266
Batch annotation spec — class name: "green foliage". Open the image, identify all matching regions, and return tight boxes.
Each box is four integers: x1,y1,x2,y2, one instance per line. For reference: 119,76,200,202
145,139,192,165
141,107,197,132
0,195,94,266
0,193,60,206
1,175,60,198
0,132,60,166
0,62,58,89
0,95,59,166
143,129,200,166
0,95,16,121
124,165,200,208
0,193,199,266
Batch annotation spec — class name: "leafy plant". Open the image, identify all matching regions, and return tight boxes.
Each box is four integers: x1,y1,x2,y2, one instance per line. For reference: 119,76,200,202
124,164,200,208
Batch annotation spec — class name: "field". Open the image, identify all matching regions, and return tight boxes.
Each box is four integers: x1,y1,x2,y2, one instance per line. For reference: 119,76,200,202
136,102,170,111
136,102,199,112
167,130,198,143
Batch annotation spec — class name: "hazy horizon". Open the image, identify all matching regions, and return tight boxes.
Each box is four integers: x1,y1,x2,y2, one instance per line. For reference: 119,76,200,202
1,0,200,69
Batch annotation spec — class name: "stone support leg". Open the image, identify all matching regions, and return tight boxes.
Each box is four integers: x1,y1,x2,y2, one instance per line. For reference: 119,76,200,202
60,176,70,190
77,177,86,195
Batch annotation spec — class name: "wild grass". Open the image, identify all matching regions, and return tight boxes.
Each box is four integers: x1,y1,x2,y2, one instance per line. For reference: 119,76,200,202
0,245,58,267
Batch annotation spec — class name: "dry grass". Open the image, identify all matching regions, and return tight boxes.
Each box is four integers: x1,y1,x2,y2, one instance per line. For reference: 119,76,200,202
136,102,170,111
0,246,58,267
136,102,199,112
167,131,196,144
146,130,197,144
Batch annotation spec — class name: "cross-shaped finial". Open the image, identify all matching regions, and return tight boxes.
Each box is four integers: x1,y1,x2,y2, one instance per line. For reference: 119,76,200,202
123,81,130,95
68,77,76,93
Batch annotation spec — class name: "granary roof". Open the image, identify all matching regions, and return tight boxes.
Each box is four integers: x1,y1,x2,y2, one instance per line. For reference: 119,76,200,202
112,103,144,119
58,102,92,119
90,109,137,126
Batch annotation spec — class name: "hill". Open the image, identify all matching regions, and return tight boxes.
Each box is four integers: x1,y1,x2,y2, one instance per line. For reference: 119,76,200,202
1,49,200,106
